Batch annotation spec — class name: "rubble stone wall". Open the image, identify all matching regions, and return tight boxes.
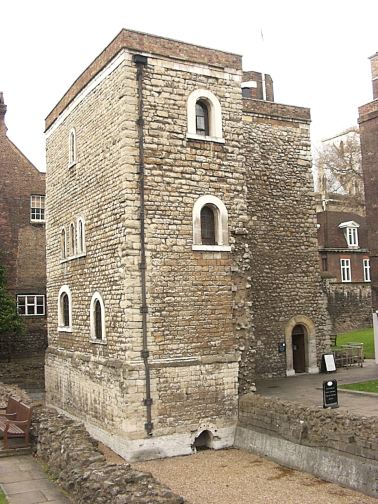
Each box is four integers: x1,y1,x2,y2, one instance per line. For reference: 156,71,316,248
240,102,332,382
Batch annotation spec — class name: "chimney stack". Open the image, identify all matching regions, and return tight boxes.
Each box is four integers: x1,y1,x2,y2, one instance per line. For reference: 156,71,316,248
0,92,7,135
370,53,378,100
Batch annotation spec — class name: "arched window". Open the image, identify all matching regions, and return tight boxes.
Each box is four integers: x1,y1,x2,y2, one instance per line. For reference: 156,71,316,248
200,205,216,245
70,223,75,256
195,100,209,136
61,228,67,259
90,292,106,343
77,217,86,255
69,128,76,166
58,285,72,332
187,89,223,142
192,195,230,251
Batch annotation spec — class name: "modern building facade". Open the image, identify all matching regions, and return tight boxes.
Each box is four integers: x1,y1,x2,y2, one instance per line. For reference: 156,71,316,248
0,93,47,358
45,29,331,461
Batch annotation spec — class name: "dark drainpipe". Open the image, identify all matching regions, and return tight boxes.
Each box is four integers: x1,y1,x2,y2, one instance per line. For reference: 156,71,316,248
133,54,153,436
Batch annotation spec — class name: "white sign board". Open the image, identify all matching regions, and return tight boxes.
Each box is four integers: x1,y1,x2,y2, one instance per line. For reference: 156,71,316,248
324,354,336,372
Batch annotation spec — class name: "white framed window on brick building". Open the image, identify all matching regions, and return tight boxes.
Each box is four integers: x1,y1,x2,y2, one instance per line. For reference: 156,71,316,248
339,221,359,248
17,295,45,316
363,258,371,282
192,195,231,252
30,195,45,222
68,128,76,167
187,89,224,143
90,292,106,343
340,258,351,283
58,285,72,332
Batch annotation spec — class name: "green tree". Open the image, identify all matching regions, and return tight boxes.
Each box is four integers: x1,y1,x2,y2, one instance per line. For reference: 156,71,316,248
0,265,25,359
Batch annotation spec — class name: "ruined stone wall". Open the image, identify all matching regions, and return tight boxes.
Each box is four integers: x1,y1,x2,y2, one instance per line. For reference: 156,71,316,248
240,101,332,382
322,279,372,333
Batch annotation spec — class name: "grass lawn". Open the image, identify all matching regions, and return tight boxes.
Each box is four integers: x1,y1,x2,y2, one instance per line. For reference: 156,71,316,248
340,379,378,394
0,489,8,504
336,327,375,359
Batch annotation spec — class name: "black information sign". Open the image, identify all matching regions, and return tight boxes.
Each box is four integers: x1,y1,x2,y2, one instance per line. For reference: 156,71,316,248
323,379,339,409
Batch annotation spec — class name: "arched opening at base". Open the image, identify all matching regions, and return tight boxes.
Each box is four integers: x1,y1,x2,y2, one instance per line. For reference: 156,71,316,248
192,430,213,451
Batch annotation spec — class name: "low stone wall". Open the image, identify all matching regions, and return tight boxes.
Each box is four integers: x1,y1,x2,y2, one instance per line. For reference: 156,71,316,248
0,381,184,503
0,354,45,389
235,394,378,497
32,408,185,504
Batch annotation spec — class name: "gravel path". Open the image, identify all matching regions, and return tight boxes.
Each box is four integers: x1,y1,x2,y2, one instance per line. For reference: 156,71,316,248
135,448,376,504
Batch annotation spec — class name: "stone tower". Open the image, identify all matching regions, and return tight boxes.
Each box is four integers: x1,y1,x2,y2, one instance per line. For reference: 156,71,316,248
45,29,331,461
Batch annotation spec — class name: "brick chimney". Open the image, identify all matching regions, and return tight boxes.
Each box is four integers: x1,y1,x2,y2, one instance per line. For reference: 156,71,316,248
0,92,7,135
370,52,378,100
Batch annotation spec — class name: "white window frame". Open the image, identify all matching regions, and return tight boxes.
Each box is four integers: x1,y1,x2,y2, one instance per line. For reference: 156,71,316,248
90,292,106,344
363,258,371,282
58,285,72,332
30,195,45,223
192,195,230,252
340,258,351,283
68,128,77,167
339,221,360,248
76,217,86,256
17,295,45,316
187,89,224,143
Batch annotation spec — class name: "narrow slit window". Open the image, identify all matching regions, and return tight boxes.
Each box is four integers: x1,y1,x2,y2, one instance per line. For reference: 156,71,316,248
70,223,75,256
61,228,66,259
95,300,102,340
62,293,70,327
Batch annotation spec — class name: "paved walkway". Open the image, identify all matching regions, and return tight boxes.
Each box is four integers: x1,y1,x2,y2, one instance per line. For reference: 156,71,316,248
0,455,71,504
255,359,378,416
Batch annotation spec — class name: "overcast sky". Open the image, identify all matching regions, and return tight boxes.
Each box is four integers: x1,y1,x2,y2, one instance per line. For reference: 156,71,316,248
1,0,377,171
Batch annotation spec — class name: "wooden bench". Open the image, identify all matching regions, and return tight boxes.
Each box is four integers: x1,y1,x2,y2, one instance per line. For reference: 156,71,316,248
0,397,32,449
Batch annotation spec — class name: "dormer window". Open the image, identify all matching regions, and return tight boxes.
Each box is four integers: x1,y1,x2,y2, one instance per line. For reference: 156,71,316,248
339,221,360,248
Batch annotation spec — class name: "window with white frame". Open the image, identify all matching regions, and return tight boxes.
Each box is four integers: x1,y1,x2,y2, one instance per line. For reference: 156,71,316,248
187,89,224,143
58,285,72,331
363,258,371,282
30,195,45,222
90,292,106,343
340,258,351,282
192,195,230,251
339,221,359,248
68,128,76,166
77,217,86,255
17,295,45,316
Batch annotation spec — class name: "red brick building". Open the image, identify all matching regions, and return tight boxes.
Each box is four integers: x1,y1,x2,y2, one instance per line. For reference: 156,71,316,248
0,92,47,357
359,52,378,361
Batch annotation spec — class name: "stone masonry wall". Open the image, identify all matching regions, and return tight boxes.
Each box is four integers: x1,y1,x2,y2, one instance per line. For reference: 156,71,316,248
45,39,248,457
322,279,372,333
241,102,332,383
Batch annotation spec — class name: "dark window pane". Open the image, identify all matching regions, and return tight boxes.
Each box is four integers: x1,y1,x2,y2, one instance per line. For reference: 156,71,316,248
201,206,216,245
17,297,26,315
63,294,70,327
37,305,44,314
95,300,102,340
196,101,209,136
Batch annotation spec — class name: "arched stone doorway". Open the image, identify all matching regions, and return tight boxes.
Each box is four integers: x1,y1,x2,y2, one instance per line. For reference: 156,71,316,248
284,315,319,376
